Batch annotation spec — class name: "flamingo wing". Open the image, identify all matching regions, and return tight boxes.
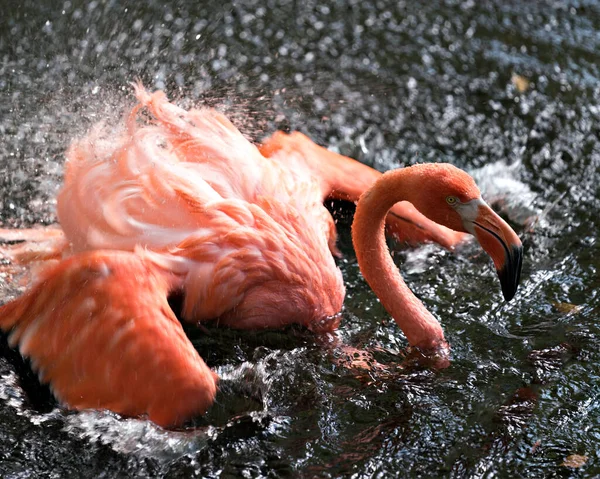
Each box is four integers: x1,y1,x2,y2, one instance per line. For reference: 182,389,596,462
0,226,67,265
59,117,227,252
58,85,332,254
259,131,467,249
56,86,344,330
0,249,217,428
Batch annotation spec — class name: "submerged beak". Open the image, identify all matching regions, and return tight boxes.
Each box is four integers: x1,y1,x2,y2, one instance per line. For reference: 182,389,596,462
470,202,523,301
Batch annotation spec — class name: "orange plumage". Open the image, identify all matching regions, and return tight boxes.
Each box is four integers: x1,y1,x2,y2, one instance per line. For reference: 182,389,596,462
0,85,522,427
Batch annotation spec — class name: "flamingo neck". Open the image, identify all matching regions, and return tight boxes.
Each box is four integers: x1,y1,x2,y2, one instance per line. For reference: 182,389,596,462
351,169,445,349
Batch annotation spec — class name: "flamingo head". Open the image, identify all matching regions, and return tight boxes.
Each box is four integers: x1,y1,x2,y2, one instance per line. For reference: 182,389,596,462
406,163,523,301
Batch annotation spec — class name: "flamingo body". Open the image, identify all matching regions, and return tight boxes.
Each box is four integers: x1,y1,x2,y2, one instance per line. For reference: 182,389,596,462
58,86,345,329
0,85,523,427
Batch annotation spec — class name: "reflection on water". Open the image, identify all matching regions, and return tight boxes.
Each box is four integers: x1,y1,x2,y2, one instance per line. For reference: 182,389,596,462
2,0,600,476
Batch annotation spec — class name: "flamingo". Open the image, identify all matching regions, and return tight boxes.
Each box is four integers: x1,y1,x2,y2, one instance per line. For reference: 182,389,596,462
0,85,523,427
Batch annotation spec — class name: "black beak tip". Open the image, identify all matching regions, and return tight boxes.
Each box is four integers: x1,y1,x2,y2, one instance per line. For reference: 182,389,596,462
497,245,523,302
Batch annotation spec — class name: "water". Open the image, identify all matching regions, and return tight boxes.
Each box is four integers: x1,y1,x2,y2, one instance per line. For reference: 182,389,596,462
1,0,600,476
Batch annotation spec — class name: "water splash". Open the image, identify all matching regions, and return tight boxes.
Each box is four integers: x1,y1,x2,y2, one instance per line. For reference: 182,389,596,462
2,0,600,476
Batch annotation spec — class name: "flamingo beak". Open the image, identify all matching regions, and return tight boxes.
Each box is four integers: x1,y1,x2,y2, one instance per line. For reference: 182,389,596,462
469,202,523,301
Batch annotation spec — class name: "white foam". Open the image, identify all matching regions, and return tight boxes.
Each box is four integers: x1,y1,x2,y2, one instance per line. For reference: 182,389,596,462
470,160,540,225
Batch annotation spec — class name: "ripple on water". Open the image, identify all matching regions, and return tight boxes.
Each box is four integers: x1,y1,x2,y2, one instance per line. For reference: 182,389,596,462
2,0,600,476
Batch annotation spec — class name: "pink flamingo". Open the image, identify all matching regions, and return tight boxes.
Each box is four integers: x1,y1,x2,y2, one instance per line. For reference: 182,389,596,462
0,85,522,427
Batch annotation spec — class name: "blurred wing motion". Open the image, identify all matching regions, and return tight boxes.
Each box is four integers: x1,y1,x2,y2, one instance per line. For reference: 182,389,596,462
0,249,217,428
58,84,338,255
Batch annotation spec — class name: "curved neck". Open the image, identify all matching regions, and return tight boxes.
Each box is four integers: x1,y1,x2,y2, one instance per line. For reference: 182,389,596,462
351,169,445,349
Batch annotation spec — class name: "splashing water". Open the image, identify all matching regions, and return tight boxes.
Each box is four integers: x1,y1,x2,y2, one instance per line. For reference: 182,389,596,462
2,0,600,477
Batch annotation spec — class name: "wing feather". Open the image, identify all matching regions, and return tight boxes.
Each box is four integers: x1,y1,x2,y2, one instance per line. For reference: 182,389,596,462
0,250,217,428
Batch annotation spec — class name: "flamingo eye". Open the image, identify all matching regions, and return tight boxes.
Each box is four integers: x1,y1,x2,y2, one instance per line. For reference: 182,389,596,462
446,196,459,206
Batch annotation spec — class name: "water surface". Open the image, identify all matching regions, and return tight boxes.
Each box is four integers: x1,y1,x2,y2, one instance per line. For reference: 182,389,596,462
1,0,600,477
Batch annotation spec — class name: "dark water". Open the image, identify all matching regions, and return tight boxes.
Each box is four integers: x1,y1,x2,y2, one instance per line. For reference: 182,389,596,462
1,0,600,477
